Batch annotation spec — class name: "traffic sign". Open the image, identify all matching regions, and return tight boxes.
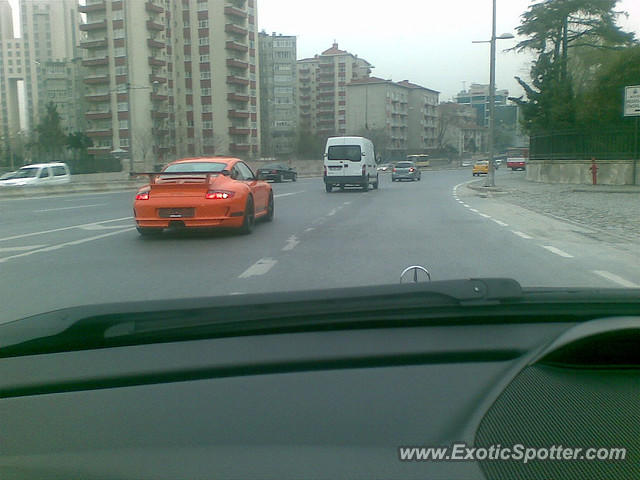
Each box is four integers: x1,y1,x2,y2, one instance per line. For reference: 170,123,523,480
624,85,640,117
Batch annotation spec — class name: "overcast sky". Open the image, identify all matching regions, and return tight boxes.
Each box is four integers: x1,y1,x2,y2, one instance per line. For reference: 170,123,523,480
7,0,640,101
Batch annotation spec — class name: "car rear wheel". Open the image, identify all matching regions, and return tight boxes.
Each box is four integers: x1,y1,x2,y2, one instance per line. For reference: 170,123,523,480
239,196,255,235
136,227,162,237
276,174,283,183
325,184,332,193
373,175,379,189
265,192,274,222
292,174,297,182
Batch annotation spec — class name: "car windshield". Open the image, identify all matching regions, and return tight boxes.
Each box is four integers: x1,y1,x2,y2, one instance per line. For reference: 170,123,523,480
12,167,39,178
327,145,362,161
163,162,227,173
395,162,414,168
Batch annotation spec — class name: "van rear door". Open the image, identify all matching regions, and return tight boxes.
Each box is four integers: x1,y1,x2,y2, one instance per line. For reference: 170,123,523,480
326,144,362,179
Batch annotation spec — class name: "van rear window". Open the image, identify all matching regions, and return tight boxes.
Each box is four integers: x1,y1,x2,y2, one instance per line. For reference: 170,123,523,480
328,145,361,162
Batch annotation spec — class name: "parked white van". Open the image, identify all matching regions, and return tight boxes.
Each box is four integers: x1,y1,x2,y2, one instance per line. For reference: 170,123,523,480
0,162,71,187
323,136,379,192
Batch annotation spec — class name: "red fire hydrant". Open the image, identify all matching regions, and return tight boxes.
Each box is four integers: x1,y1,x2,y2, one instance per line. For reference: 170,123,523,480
589,158,598,185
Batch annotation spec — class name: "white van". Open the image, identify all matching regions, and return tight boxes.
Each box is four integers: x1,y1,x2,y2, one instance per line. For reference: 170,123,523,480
0,162,71,187
323,136,378,192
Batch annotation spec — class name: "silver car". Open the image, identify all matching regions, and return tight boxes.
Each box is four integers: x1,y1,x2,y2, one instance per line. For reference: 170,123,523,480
392,161,421,182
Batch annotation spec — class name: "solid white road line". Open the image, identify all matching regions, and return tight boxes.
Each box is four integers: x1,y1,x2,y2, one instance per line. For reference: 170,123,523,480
0,228,135,264
542,246,574,258
0,245,47,253
0,217,132,243
274,191,305,198
282,235,300,252
593,270,640,288
512,231,533,240
34,203,106,213
238,258,277,279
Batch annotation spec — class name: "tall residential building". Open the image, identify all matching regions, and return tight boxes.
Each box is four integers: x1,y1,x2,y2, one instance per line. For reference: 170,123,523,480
346,77,439,161
0,0,82,149
258,31,296,159
454,83,509,127
79,0,260,170
297,42,372,139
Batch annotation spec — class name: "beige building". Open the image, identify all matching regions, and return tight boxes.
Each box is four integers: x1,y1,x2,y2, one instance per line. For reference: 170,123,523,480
437,102,485,155
79,0,260,170
346,77,439,161
297,42,372,139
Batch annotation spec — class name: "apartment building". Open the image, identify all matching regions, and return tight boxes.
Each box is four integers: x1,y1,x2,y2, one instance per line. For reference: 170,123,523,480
346,77,439,161
455,83,509,127
79,0,259,170
437,102,485,154
0,0,82,150
297,42,372,139
258,31,296,159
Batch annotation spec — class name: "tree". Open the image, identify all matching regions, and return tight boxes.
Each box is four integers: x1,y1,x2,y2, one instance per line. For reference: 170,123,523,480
33,102,68,161
295,129,324,160
357,127,391,161
510,0,636,133
66,131,93,173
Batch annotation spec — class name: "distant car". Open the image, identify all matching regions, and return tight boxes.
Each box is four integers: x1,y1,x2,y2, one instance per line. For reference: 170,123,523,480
256,163,297,183
377,163,393,172
133,157,273,236
507,157,527,171
472,160,489,176
0,162,70,187
392,161,421,182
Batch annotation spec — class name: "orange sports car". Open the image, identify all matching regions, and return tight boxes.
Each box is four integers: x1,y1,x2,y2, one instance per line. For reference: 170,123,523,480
133,157,274,236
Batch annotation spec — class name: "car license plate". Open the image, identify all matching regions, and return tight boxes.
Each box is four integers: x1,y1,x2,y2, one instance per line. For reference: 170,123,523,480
158,208,195,218
329,166,342,170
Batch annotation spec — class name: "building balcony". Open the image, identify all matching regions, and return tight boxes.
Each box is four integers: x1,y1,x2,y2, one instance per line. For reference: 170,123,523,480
148,57,167,67
79,1,106,13
225,23,248,36
80,38,107,49
146,20,165,31
225,40,248,53
318,91,334,97
85,111,112,120
228,109,250,119
82,56,109,67
226,75,250,86
227,93,250,102
318,119,334,126
229,127,250,135
151,93,168,101
80,20,107,31
145,1,164,13
85,93,110,102
83,75,109,84
147,38,165,49
226,58,249,69
230,143,251,152
151,111,169,119
317,101,334,107
86,129,113,137
149,74,167,84
224,6,247,20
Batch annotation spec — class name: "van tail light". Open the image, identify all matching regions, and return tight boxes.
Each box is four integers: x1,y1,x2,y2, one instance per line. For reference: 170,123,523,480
205,190,235,200
135,191,150,201
362,165,366,175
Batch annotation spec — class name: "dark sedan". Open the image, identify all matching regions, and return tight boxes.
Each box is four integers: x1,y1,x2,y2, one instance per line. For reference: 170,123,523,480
256,163,297,182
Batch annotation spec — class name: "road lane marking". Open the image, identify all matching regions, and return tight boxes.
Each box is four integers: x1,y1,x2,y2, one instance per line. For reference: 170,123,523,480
462,204,470,208
593,271,640,288
274,191,305,198
0,245,47,253
0,228,135,264
327,208,339,216
239,258,277,278
34,203,106,213
492,219,509,227
470,208,479,213
478,213,491,218
304,227,315,232
343,201,351,205
542,246,574,258
79,224,131,231
512,231,533,240
0,217,132,242
282,235,300,252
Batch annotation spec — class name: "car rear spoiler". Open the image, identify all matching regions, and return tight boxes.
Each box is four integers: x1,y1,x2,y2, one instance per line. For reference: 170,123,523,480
130,170,230,183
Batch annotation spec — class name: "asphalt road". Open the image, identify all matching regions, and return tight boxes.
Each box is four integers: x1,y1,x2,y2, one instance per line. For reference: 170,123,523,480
1,169,639,323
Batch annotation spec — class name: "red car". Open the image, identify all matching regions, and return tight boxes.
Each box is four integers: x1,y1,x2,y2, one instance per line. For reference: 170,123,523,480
133,157,273,236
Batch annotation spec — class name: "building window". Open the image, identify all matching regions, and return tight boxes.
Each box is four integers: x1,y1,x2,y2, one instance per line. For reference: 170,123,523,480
201,87,211,95
119,119,128,129
120,138,129,147
118,102,128,111
199,54,209,63
202,120,212,129
198,19,208,28
198,37,209,46
200,71,210,79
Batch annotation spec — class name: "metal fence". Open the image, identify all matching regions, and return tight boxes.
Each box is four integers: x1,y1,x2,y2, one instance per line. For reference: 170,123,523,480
530,129,638,161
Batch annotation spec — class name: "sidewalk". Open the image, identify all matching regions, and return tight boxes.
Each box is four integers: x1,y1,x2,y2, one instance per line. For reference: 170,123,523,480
468,173,640,241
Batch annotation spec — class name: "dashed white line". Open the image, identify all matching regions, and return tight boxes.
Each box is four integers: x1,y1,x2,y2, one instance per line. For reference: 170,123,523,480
0,217,131,243
0,245,47,253
478,213,491,219
238,258,277,278
512,231,533,240
34,203,105,213
469,208,479,213
327,208,339,216
304,227,315,233
492,219,509,227
0,228,135,264
274,191,305,198
592,271,640,288
343,201,352,205
462,204,470,208
542,246,574,258
282,235,300,251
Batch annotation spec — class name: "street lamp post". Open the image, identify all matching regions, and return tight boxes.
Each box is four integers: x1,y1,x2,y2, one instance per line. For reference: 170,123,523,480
473,0,513,187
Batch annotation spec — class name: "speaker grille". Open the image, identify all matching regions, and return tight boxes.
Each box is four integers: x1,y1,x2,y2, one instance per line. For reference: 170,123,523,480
476,365,640,480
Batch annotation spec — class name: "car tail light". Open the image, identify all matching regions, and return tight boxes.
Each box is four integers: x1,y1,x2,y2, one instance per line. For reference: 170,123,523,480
409,167,415,172
271,170,278,174
393,168,397,173
205,190,235,200
135,191,150,201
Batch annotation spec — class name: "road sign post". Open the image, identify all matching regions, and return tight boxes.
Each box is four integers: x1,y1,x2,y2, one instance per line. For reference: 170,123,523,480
624,86,640,185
